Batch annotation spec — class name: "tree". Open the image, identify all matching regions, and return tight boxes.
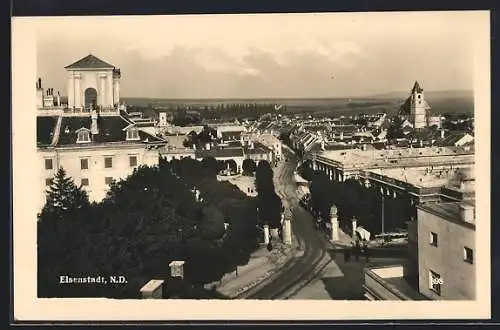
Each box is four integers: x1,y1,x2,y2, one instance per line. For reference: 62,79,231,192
41,167,90,218
387,116,404,140
201,157,218,177
242,158,257,176
224,159,238,174
254,160,282,229
39,156,263,298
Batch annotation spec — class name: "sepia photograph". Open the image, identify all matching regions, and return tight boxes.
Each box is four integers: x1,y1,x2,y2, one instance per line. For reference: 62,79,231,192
12,10,490,321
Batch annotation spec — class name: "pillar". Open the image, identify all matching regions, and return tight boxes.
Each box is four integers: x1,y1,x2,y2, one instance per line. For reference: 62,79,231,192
263,225,270,244
330,205,339,241
169,260,185,279
100,74,106,108
113,78,120,104
74,74,82,108
270,228,280,240
140,279,164,299
283,218,292,245
351,217,357,239
67,75,74,108
107,73,113,107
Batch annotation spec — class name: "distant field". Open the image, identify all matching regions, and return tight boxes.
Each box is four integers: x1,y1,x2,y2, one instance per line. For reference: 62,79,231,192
123,91,474,117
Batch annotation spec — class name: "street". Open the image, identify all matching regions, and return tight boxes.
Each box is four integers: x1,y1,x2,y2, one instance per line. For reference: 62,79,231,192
245,149,333,299
244,148,408,300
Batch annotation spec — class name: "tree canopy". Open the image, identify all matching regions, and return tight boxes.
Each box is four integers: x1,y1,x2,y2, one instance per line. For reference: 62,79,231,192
38,158,260,298
242,158,257,176
300,161,414,235
255,160,283,229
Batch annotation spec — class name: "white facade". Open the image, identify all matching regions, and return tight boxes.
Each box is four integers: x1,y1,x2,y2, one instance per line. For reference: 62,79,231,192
417,203,475,300
256,133,283,160
67,69,119,110
159,112,168,127
38,145,160,211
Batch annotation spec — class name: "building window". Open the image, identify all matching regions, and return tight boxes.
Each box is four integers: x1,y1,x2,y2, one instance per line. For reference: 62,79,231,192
104,157,113,168
105,177,113,185
80,158,89,170
81,178,89,186
45,158,53,170
77,130,91,143
126,128,140,141
129,155,137,167
428,270,442,296
45,178,53,186
464,247,474,264
429,232,438,247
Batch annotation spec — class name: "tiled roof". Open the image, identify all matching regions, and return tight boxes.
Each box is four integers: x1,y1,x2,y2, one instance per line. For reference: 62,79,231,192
195,147,244,159
395,139,410,148
331,125,356,134
244,142,272,154
164,135,188,149
440,132,472,147
134,121,156,127
221,131,242,139
37,116,58,146
399,97,412,115
408,128,440,141
411,81,424,94
65,54,115,69
55,115,163,146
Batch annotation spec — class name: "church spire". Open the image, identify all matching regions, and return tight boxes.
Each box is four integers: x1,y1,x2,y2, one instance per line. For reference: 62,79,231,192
411,81,423,94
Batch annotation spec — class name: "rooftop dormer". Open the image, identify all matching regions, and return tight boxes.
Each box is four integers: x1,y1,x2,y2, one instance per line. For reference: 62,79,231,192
124,124,140,141
76,127,92,144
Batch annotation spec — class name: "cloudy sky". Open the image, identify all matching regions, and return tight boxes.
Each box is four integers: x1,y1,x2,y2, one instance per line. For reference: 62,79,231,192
35,12,485,99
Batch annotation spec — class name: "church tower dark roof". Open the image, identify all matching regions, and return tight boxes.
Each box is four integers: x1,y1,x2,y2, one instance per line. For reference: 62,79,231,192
65,54,115,69
398,81,429,115
411,81,424,94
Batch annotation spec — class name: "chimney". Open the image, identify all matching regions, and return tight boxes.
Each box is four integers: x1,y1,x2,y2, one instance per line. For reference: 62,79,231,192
169,260,185,279
37,78,42,89
459,204,475,224
91,110,99,135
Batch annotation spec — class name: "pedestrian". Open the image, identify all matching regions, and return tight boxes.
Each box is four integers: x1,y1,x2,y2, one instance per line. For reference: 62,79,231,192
355,240,360,261
344,249,351,262
364,244,370,262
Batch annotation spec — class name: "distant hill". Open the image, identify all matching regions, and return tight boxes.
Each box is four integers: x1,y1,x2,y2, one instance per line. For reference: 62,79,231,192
369,90,473,101
122,89,474,117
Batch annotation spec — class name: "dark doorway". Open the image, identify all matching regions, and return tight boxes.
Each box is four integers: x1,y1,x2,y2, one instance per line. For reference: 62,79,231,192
84,88,98,110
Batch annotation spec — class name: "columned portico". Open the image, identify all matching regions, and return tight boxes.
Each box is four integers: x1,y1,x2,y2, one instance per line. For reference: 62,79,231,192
65,54,121,111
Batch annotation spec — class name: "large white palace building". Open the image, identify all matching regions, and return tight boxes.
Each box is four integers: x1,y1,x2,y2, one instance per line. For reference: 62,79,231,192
37,54,166,211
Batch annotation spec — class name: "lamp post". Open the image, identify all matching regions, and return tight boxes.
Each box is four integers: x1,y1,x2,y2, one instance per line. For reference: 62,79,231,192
381,194,385,237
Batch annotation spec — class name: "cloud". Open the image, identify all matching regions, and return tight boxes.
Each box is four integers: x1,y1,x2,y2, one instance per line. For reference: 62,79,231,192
35,12,482,98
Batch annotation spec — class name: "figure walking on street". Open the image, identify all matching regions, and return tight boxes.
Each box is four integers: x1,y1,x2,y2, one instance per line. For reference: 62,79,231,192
344,249,351,262
364,243,370,262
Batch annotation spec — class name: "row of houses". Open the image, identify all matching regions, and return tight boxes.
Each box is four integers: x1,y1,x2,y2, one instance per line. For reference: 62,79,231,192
36,54,282,212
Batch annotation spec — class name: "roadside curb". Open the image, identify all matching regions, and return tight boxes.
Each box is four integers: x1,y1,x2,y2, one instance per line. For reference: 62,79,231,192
231,247,298,299
280,253,332,300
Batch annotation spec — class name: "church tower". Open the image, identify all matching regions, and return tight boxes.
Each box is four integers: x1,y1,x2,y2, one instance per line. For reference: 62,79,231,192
409,81,430,129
